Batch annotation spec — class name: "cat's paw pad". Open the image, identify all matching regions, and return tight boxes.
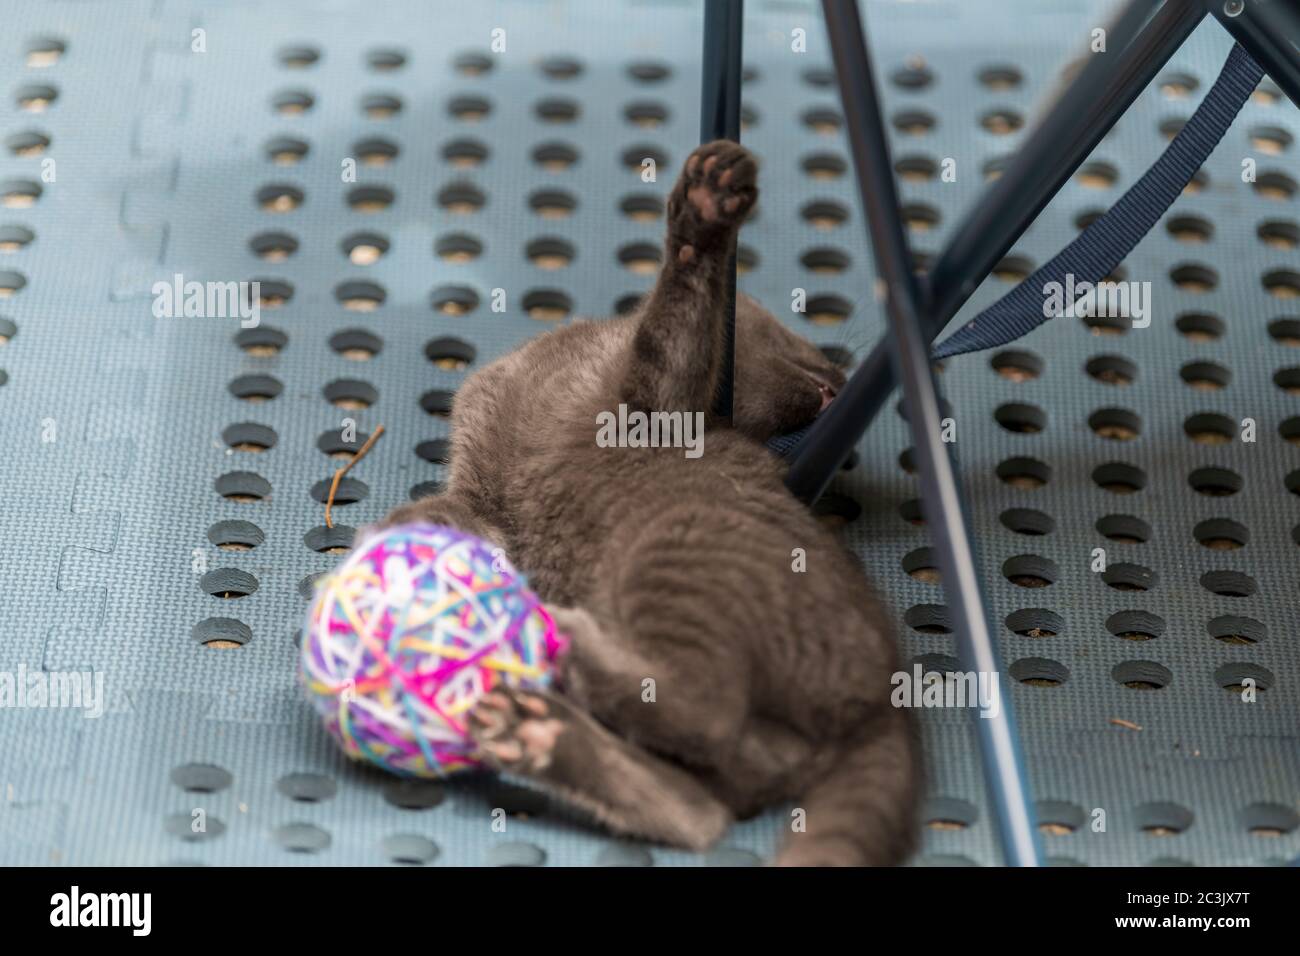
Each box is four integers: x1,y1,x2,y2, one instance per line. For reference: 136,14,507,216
470,689,565,773
674,140,757,233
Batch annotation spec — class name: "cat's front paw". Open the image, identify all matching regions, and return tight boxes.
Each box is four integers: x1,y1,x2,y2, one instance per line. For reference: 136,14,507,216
470,688,567,774
669,140,757,251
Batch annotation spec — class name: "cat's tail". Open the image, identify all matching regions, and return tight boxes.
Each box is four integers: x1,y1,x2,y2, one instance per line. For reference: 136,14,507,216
775,707,920,866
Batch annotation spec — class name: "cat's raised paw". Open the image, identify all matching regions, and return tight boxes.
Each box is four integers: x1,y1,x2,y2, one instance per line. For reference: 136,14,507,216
671,140,757,241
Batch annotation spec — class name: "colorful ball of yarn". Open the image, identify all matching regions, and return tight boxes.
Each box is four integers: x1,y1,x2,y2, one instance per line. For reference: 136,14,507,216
299,523,567,778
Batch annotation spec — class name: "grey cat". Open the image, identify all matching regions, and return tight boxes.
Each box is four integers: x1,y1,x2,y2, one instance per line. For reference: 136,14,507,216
371,141,919,865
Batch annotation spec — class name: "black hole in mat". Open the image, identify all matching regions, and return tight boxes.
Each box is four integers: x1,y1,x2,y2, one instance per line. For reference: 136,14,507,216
923,797,978,830
1095,514,1150,543
1207,615,1265,645
453,52,493,76
264,136,308,164
536,97,580,122
523,289,572,321
991,350,1043,381
438,182,486,214
191,618,251,647
994,402,1045,434
1113,661,1172,690
383,779,446,810
1009,657,1069,686
1188,466,1241,497
1176,312,1224,341
170,763,232,793
540,56,584,80
303,526,354,554
1002,555,1058,588
489,783,551,818
207,520,264,550
1278,370,1300,398
448,94,492,120
277,773,338,802
1085,354,1136,385
898,499,924,526
366,48,406,72
234,326,287,355
1184,412,1235,444
1193,518,1248,550
1258,220,1299,249
199,568,259,599
999,508,1055,536
894,155,937,181
383,834,440,865
222,422,277,452
1089,407,1141,440
1180,361,1231,390
1263,269,1300,299
273,823,331,854
1101,562,1157,592
323,379,377,409
1106,610,1165,642
415,440,452,464
430,284,480,315
997,456,1051,489
1005,608,1063,638
1135,802,1192,833
318,428,373,457
901,547,939,584
361,92,403,118
1093,462,1146,494
1238,803,1299,836
1037,801,1087,834
342,232,391,264
627,60,671,82
330,329,383,360
425,336,476,369
310,478,368,505
228,374,282,402
214,471,270,502
257,182,304,211
1214,663,1274,692
420,389,455,416
904,604,951,635
803,152,847,179
443,138,489,168
801,200,848,228
891,63,933,90
1199,570,1257,598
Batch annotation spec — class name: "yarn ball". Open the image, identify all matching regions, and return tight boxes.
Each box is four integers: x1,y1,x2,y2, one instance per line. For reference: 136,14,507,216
299,523,568,778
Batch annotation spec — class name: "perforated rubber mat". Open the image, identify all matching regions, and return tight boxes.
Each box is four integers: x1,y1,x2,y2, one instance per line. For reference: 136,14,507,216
1,0,1297,866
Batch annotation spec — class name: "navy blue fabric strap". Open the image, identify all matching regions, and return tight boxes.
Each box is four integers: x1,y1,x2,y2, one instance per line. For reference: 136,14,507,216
932,43,1263,359
767,44,1262,459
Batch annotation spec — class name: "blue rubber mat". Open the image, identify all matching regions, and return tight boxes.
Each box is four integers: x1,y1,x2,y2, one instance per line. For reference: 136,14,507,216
0,0,1296,866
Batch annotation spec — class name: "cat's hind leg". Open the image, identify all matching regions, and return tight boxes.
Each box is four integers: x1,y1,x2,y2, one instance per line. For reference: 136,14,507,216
620,140,757,417
548,604,750,772
469,686,732,851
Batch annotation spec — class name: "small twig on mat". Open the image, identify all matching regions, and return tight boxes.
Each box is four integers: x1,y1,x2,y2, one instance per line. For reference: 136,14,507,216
325,425,385,529
1109,717,1142,732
